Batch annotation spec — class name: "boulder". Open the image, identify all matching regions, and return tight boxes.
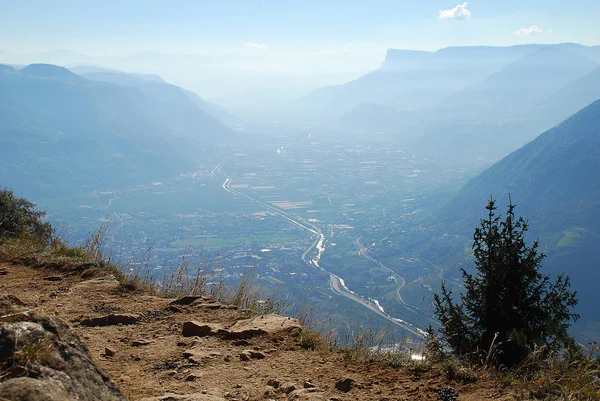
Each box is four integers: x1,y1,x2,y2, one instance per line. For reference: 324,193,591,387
225,314,302,339
0,314,126,400
80,313,140,327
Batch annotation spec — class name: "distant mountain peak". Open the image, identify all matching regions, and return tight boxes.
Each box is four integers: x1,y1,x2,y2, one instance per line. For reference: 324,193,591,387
381,49,433,69
21,63,85,83
0,64,16,73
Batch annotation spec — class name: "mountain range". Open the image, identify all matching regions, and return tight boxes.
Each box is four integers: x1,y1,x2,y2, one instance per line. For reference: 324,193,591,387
0,63,234,197
292,43,600,159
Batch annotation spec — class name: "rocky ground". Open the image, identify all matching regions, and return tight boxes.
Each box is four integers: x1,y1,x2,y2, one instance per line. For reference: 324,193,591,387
0,262,525,401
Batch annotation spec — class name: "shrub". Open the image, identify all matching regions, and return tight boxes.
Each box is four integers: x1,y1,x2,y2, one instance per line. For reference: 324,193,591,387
0,188,53,245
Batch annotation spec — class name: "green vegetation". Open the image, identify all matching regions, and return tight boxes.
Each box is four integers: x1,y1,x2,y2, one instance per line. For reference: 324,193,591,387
434,197,579,367
0,188,53,245
170,233,300,248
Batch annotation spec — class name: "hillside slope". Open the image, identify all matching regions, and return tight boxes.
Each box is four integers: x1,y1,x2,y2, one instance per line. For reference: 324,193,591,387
442,98,600,337
0,260,525,401
0,64,231,197
411,47,598,157
80,71,241,128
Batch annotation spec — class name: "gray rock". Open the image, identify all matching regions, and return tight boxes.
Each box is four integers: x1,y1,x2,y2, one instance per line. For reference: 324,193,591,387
0,314,126,400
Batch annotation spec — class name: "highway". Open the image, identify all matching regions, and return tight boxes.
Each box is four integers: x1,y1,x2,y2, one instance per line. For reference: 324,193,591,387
355,237,438,327
221,174,426,339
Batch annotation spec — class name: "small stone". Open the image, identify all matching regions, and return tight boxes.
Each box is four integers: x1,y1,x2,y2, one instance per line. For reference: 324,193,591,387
303,382,317,388
184,349,222,364
132,339,153,347
185,374,200,381
282,383,297,394
44,275,63,281
267,379,281,389
239,350,252,361
335,378,355,393
170,295,204,305
104,347,116,357
264,387,277,398
81,313,140,327
249,350,266,359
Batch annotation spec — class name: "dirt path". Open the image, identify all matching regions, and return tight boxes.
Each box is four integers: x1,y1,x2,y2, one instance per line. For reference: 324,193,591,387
0,263,522,401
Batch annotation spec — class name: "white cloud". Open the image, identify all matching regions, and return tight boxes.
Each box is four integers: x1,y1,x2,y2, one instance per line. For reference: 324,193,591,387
513,25,552,35
245,42,267,50
439,2,471,20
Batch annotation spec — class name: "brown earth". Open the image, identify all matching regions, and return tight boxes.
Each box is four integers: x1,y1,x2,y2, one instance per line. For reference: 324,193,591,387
0,262,526,401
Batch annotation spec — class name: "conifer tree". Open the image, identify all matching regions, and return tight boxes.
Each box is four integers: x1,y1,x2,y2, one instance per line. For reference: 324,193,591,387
433,197,579,366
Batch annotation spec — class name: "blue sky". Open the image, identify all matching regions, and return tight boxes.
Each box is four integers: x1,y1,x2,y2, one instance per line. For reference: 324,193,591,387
2,0,600,53
2,0,600,98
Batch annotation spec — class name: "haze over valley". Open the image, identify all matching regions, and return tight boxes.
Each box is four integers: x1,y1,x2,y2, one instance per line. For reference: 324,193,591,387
3,1,600,346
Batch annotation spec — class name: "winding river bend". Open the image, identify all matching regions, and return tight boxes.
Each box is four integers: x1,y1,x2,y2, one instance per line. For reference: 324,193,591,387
221,173,426,339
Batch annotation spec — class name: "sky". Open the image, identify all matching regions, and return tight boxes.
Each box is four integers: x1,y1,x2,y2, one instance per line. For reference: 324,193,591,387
1,0,600,100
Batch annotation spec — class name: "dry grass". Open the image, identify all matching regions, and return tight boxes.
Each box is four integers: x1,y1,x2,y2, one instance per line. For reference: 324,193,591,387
515,342,600,400
2,228,598,401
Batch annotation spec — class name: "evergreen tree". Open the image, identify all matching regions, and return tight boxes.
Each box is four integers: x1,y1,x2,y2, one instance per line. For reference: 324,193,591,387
433,197,579,366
